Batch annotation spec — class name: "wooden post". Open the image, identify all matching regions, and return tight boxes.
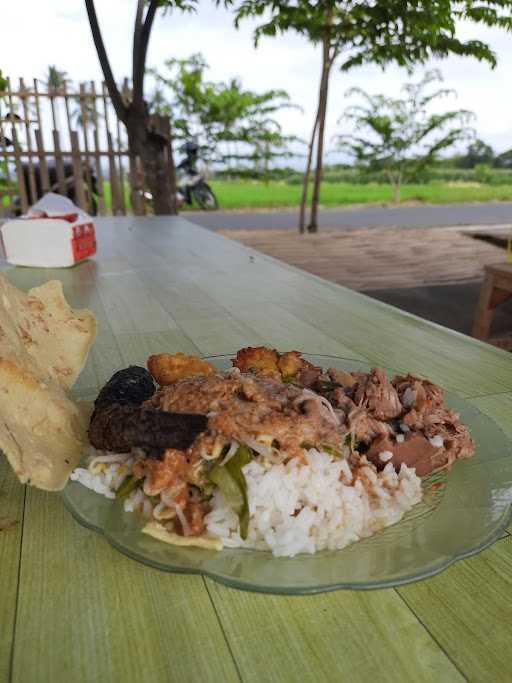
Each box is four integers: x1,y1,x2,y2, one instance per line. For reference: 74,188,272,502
473,265,512,341
52,129,67,195
77,83,94,214
63,83,73,138
49,91,58,131
107,131,123,214
6,78,29,212
0,103,16,214
33,78,50,193
10,126,29,213
18,78,38,204
102,81,125,215
70,130,88,210
120,78,146,216
90,81,105,215
116,114,127,214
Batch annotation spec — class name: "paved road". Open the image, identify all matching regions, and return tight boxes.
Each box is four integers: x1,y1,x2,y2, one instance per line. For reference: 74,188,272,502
187,202,512,231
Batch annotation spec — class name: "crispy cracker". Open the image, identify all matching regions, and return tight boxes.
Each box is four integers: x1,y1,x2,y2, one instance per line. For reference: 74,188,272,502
142,520,223,551
0,275,96,490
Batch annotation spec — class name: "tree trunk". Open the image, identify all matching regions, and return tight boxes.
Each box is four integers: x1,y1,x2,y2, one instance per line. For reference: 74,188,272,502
126,111,177,215
298,107,320,234
308,32,331,234
393,171,402,203
85,0,175,216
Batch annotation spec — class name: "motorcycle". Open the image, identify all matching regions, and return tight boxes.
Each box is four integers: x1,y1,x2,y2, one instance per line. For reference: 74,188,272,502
175,141,218,210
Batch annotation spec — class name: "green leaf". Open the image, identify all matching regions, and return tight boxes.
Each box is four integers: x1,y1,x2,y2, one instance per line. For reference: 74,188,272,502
322,445,344,459
115,475,140,499
207,445,252,539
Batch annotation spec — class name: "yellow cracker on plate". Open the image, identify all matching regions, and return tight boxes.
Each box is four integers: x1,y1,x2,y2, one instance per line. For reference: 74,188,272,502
142,520,223,551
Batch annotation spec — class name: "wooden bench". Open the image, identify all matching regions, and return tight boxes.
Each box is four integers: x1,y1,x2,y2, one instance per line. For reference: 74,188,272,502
473,263,512,348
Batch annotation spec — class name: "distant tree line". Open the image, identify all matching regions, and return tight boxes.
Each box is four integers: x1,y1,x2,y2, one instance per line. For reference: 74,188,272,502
453,139,512,169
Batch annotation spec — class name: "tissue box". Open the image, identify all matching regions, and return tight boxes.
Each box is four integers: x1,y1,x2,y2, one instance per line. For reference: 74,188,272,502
0,215,97,268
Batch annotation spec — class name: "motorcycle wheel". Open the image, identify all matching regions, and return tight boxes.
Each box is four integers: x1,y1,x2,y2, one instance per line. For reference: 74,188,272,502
191,183,218,211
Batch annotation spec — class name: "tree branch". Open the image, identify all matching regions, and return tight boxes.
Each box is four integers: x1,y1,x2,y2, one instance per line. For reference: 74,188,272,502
85,0,127,122
132,0,145,107
133,0,159,109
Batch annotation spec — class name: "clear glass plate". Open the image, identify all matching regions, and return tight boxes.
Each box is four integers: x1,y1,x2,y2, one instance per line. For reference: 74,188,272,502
62,355,512,594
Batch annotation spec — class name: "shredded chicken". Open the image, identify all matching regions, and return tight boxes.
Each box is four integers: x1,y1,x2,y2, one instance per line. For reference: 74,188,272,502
354,368,402,420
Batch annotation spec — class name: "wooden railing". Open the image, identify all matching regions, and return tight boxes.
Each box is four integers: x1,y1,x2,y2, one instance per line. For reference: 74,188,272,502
0,78,145,217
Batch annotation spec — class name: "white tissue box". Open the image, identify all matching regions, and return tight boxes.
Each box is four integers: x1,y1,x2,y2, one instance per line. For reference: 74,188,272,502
0,216,97,268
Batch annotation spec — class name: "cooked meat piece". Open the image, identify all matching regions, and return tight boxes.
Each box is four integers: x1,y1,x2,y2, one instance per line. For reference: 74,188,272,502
134,448,191,496
88,404,208,454
240,374,302,409
150,374,243,414
330,388,356,413
366,417,474,476
277,351,322,387
277,351,305,378
232,346,281,378
422,413,475,462
402,404,454,431
328,368,357,389
353,368,402,420
366,433,446,477
347,406,395,444
93,366,155,411
232,347,322,387
295,365,322,388
393,374,444,411
209,406,340,458
152,372,343,458
147,352,214,386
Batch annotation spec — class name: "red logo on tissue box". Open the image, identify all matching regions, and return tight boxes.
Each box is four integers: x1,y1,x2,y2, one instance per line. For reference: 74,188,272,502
71,222,97,262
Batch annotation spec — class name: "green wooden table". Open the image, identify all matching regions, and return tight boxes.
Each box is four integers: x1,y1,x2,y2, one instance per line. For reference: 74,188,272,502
1,216,512,682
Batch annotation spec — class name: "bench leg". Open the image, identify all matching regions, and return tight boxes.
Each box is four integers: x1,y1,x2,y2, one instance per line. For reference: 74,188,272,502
472,273,495,340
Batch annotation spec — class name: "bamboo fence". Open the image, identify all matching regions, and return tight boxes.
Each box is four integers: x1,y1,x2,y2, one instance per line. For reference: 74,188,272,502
0,78,145,217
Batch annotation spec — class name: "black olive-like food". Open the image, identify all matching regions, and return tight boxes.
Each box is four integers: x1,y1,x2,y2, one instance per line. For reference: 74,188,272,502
93,366,155,411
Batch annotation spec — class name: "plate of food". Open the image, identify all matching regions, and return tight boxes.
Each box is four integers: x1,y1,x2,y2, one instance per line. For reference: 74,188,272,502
1,274,511,594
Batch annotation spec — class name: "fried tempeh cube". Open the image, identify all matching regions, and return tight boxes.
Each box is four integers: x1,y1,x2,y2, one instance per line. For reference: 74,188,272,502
147,352,215,386
232,346,280,378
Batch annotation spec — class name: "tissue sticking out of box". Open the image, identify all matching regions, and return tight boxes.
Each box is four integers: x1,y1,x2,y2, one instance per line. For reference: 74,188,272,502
0,193,97,268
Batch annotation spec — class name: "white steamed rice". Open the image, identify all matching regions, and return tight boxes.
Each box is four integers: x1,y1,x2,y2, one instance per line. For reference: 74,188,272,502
205,449,422,557
71,447,422,557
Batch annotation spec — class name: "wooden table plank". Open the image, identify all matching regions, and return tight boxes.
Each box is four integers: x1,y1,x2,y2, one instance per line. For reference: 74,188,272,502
206,580,464,682
11,486,240,683
397,536,512,681
0,460,25,682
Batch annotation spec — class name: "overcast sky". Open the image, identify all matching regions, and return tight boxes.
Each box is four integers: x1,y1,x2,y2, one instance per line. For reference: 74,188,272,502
2,0,512,162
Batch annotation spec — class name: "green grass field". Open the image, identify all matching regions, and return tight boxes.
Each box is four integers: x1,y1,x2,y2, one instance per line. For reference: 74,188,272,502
206,180,512,210
4,179,511,216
